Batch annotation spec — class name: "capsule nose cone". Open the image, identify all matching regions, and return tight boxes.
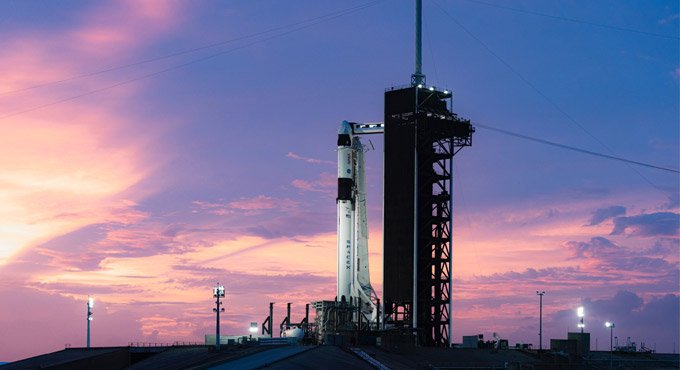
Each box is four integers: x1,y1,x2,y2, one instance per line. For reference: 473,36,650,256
339,120,352,135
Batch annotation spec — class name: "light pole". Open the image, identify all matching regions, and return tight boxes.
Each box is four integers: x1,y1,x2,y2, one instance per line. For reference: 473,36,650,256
577,306,585,333
86,297,94,348
536,291,545,351
605,321,615,370
213,284,225,351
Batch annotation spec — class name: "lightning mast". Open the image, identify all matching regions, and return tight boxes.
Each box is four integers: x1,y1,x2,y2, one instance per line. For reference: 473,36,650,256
412,0,425,86
382,0,474,346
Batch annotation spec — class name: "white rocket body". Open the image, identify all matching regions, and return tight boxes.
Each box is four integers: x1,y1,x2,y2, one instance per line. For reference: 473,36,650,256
336,121,379,322
337,121,354,302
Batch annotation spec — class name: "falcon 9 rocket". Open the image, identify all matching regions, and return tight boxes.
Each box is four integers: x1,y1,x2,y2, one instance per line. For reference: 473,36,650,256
336,120,378,321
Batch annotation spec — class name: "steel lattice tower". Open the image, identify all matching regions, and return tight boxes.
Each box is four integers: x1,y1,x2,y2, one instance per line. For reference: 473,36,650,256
383,85,473,346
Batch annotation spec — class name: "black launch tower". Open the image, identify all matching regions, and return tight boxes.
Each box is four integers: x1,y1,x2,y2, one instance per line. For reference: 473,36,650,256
382,0,474,347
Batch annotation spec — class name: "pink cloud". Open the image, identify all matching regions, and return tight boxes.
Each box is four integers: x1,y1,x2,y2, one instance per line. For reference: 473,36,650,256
446,191,678,346
192,195,298,217
4,181,676,359
0,1,186,266
286,151,334,165
291,172,336,193
228,195,297,211
69,1,186,58
0,227,348,361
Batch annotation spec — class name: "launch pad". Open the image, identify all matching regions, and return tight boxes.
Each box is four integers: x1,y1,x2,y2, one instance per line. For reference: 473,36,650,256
312,299,379,344
312,0,473,348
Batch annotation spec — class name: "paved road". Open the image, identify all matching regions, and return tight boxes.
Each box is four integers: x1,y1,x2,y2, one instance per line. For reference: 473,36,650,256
208,346,313,370
265,346,374,370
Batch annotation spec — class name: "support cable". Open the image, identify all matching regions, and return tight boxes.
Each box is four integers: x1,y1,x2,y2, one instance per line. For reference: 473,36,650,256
476,122,679,174
458,0,679,40
1,0,382,96
431,0,674,194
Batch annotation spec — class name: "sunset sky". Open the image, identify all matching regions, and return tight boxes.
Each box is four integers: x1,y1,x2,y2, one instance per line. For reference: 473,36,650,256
1,0,678,361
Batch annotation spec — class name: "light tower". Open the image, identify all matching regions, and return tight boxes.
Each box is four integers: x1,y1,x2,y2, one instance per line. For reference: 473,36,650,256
86,296,94,348
577,306,585,333
213,283,225,351
249,321,257,341
536,291,545,351
605,321,615,369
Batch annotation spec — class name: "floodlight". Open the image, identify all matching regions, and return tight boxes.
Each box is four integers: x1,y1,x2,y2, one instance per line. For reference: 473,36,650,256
429,86,435,91
536,290,546,351
444,90,449,94
417,84,423,88
604,320,616,363
86,296,94,348
577,306,584,317
213,285,225,298
213,283,226,351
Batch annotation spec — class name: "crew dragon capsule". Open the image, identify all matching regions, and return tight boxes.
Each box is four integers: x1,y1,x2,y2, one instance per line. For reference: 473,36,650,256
336,120,379,321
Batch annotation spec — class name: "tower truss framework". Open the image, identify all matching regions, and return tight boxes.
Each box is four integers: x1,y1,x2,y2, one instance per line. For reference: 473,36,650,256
383,85,473,346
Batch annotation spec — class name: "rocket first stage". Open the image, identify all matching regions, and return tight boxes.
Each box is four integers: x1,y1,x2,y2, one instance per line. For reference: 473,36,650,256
336,120,379,321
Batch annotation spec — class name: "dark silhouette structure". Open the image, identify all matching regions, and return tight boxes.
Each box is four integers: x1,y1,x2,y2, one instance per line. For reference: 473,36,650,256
382,84,473,346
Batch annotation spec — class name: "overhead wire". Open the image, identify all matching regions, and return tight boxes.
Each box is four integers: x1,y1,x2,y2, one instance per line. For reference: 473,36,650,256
458,0,679,40
423,17,440,83
3,1,674,178
475,123,679,174
0,0,383,120
430,0,674,194
1,0,383,96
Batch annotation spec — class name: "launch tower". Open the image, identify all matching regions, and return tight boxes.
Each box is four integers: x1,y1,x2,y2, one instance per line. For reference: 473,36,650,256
382,0,474,346
316,0,473,347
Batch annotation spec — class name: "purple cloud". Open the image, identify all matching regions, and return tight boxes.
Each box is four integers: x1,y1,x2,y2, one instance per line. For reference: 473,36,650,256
171,265,334,294
642,238,679,256
611,212,679,237
468,267,584,283
551,291,679,352
663,191,679,209
587,205,626,226
242,210,334,239
564,236,620,259
563,237,678,277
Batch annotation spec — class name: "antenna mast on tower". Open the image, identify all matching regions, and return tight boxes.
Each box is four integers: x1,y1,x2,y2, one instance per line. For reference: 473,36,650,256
411,0,426,86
